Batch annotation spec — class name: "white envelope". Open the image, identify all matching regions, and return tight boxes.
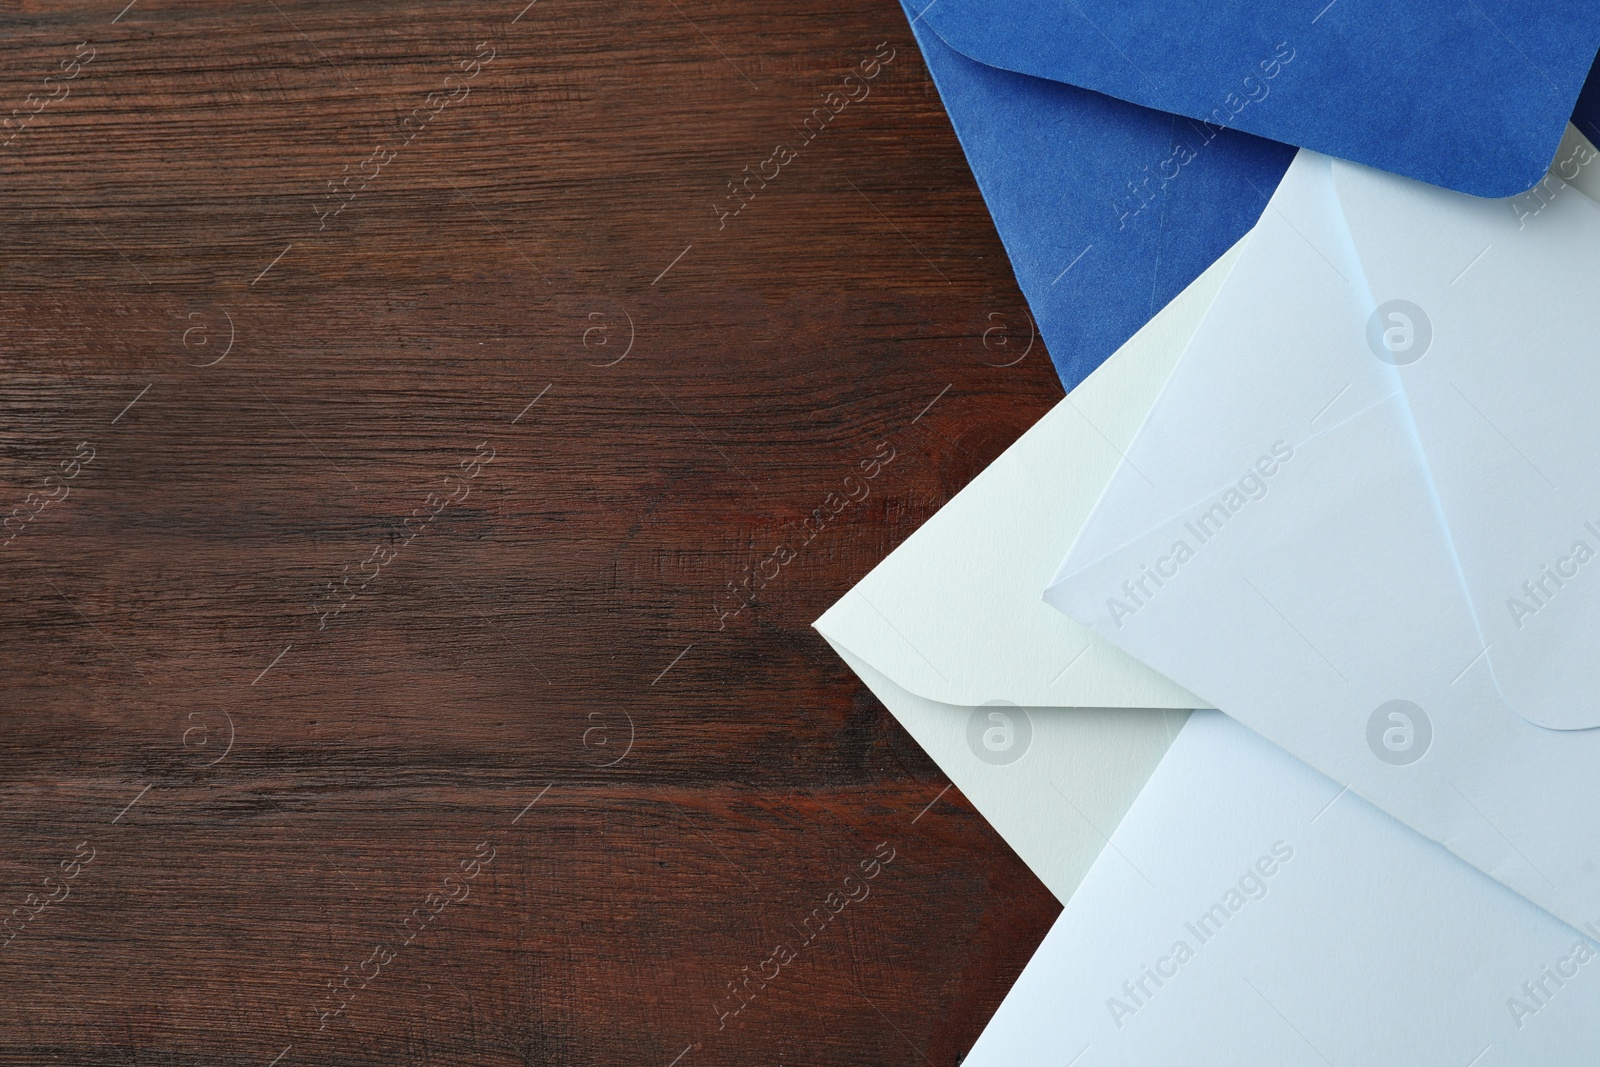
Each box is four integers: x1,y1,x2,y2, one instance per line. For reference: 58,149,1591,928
967,711,1600,1067
813,244,1245,901
1046,131,1600,932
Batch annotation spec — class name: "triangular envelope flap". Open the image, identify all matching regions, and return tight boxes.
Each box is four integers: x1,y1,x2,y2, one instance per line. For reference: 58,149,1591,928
1050,397,1481,708
1046,154,1475,710
917,0,1600,197
902,0,1293,391
812,397,1197,709
1053,152,1396,581
1332,146,1600,730
1047,149,1600,936
816,243,1249,710
1050,393,1600,936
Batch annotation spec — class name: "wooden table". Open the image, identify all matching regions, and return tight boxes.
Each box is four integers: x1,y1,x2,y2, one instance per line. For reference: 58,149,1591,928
0,1,1065,1063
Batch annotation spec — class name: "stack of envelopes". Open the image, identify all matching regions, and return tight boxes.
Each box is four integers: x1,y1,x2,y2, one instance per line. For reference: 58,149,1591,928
820,2,1600,1061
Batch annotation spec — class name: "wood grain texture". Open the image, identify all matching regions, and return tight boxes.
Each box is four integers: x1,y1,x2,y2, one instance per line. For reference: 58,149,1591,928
0,0,1067,1063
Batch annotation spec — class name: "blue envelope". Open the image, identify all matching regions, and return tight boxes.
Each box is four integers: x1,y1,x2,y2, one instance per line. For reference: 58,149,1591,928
921,0,1600,197
908,0,1600,390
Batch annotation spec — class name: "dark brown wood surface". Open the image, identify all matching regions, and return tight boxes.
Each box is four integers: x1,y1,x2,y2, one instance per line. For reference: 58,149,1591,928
0,1,1067,1063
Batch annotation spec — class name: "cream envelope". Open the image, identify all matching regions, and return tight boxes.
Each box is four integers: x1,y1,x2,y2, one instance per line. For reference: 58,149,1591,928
813,245,1242,900
1047,132,1600,932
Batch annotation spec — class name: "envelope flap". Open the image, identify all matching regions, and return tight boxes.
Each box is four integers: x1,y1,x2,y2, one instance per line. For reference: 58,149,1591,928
814,396,1199,709
1330,132,1600,730
813,394,1198,709
816,242,1249,710
917,0,1600,196
903,0,1293,392
1045,146,1600,936
1055,152,1398,583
